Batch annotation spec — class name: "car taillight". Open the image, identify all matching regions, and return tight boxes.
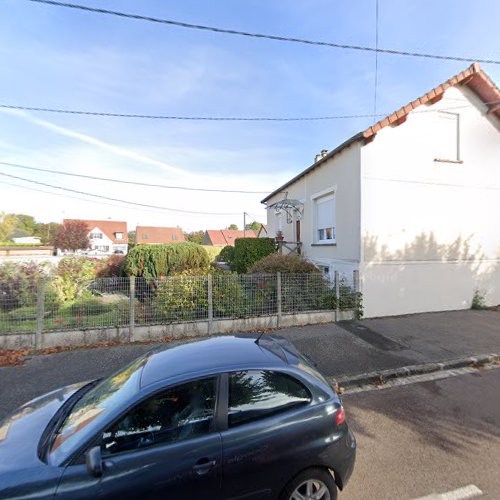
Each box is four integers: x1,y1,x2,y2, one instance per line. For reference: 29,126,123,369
335,406,346,426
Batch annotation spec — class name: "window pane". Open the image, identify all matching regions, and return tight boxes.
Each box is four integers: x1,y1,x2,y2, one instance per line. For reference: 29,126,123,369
101,378,216,456
326,227,333,240
229,371,311,428
318,229,325,240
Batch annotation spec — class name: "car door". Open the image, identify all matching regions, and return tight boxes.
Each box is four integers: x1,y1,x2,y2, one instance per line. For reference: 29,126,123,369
220,370,315,500
56,376,222,500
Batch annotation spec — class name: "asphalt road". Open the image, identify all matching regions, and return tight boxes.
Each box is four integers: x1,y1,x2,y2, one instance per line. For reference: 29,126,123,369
340,368,500,500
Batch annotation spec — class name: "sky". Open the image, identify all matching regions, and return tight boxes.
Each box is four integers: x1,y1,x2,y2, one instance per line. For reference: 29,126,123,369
0,0,499,232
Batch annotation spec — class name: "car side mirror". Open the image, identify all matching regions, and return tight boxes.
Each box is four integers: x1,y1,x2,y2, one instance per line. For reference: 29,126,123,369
85,446,103,478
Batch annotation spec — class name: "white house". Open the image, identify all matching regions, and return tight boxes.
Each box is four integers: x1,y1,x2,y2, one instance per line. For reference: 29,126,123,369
63,219,128,256
262,63,500,318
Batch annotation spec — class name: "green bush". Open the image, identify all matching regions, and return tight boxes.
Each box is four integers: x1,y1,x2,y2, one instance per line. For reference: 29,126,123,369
151,269,245,321
249,253,320,274
217,245,235,264
0,261,47,311
202,245,222,263
124,243,210,278
52,257,97,302
231,238,275,273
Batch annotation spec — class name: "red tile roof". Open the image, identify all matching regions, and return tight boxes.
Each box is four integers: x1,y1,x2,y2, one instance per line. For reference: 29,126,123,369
64,219,128,244
262,63,500,203
136,226,185,244
204,229,257,246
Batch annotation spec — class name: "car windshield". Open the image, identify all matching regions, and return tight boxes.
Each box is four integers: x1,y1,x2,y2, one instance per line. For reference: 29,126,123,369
49,355,147,465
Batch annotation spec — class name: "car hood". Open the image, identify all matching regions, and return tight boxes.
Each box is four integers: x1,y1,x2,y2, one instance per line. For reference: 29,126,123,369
0,381,89,473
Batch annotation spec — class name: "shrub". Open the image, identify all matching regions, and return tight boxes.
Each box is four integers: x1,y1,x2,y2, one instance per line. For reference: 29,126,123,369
471,289,487,310
52,257,97,302
96,255,126,277
151,269,245,321
249,254,320,274
123,243,210,278
0,261,47,311
231,238,275,273
217,245,235,264
202,245,222,263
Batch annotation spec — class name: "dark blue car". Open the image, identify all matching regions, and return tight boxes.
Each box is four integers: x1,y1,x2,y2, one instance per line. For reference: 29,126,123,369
0,335,356,499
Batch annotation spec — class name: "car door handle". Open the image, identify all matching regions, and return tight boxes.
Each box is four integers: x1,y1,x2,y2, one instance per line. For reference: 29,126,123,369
193,458,216,475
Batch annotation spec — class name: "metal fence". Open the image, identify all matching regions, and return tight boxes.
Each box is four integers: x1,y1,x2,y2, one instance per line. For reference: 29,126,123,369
0,272,360,341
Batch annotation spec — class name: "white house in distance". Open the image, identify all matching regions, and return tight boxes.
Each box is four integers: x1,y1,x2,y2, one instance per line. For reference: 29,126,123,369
262,63,500,318
63,219,128,255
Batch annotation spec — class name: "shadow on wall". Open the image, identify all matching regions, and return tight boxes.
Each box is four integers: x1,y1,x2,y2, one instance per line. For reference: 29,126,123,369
362,232,499,316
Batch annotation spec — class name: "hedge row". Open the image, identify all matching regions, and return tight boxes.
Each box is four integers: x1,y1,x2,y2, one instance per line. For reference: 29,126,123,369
123,243,210,278
231,238,275,273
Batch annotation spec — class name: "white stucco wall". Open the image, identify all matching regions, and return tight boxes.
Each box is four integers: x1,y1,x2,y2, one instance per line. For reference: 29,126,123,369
265,141,362,279
360,85,500,317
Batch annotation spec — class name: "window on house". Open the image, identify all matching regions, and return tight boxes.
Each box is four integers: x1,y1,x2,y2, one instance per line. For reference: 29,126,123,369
172,234,177,240
96,245,109,252
142,234,148,239
315,194,336,243
115,232,123,240
436,111,460,161
90,232,103,239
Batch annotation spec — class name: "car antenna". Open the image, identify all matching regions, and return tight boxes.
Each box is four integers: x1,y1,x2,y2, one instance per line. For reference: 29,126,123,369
255,331,265,344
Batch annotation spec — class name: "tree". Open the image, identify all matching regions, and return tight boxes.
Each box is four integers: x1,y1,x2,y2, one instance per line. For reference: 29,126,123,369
184,230,204,245
34,222,62,245
127,230,136,243
245,221,262,231
54,220,90,252
0,213,18,242
227,224,239,230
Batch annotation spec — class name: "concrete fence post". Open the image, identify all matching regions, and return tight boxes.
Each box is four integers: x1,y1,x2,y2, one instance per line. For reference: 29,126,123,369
335,270,340,321
207,274,213,335
35,279,45,351
277,272,282,328
129,276,135,342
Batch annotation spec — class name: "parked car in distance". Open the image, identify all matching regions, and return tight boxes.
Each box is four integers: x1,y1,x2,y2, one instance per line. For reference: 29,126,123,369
0,335,356,500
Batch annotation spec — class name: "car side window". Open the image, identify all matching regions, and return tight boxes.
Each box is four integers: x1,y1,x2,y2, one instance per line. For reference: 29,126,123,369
100,377,217,456
228,371,311,428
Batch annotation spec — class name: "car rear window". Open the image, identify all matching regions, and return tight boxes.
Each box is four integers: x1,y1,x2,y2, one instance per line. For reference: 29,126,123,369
228,370,311,427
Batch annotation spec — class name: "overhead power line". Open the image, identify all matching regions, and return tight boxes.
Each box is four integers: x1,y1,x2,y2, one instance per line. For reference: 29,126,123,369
0,101,493,122
0,103,384,122
0,171,241,215
0,161,269,194
24,0,500,65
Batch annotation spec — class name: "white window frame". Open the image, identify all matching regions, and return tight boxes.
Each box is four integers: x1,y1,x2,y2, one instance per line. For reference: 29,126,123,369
311,188,336,245
115,232,123,240
90,232,103,240
435,111,461,162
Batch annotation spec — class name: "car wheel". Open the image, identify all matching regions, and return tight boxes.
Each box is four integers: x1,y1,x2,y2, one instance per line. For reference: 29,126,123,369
280,468,337,500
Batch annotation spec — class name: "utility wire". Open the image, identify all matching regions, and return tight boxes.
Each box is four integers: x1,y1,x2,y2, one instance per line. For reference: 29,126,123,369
24,0,500,65
0,104,384,121
373,0,379,122
0,171,241,215
0,101,494,122
0,161,269,194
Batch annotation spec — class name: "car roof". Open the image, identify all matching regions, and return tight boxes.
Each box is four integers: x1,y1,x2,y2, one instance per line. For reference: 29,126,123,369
140,335,290,388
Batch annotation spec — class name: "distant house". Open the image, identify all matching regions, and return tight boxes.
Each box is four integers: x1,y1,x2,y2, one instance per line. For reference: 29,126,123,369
203,229,257,247
64,219,128,255
12,236,41,244
135,226,185,244
257,224,268,238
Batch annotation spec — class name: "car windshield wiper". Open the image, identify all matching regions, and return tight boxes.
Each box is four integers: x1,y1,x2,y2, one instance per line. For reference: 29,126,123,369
38,379,101,461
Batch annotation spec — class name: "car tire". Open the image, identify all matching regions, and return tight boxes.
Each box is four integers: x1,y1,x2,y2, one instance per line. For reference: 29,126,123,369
280,467,337,500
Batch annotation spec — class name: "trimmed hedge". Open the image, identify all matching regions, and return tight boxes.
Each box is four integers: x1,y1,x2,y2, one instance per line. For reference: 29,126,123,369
231,238,275,273
217,245,235,264
123,243,210,278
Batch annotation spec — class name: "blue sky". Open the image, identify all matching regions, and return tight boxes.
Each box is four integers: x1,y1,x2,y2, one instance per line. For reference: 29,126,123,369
0,0,499,231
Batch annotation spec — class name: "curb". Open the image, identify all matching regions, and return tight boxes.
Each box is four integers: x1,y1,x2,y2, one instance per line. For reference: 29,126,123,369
329,353,500,390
